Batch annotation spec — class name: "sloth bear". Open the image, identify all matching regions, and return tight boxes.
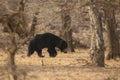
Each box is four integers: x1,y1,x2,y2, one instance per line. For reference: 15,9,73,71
27,33,67,57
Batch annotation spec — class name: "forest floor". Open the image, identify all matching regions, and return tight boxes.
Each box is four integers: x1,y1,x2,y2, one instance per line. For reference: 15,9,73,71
0,49,120,80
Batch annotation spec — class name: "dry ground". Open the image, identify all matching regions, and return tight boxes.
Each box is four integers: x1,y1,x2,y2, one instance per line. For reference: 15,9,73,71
0,49,120,80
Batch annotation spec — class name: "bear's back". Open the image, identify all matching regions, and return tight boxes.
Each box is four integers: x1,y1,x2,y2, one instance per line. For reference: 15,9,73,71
33,33,62,48
35,33,61,41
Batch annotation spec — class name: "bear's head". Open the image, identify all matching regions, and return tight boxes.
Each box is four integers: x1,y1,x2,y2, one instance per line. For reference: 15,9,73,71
58,40,68,53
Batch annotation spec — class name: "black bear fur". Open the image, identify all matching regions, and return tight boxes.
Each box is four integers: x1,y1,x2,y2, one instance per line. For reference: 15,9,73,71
27,33,67,57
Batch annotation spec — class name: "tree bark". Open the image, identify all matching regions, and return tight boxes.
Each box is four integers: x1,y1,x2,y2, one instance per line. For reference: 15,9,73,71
8,52,17,80
60,5,74,52
104,8,120,60
7,34,18,80
88,0,105,67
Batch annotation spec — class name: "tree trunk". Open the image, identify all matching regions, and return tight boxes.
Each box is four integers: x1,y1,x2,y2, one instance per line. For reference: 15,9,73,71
8,52,17,80
7,34,18,80
104,8,120,60
88,1,105,67
60,6,74,52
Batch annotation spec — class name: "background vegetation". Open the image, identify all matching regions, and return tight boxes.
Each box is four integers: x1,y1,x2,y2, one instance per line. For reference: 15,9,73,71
0,0,120,80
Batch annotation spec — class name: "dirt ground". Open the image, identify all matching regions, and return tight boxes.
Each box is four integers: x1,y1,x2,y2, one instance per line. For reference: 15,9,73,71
0,49,120,80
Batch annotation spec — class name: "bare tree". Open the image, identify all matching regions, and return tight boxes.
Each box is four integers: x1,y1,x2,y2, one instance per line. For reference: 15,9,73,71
88,0,120,60
60,1,75,52
103,0,120,60
86,0,120,60
50,0,77,52
88,0,105,67
1,0,26,79
0,0,38,79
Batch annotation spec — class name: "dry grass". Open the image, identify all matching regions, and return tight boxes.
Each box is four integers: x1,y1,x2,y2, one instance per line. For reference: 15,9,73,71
0,49,120,80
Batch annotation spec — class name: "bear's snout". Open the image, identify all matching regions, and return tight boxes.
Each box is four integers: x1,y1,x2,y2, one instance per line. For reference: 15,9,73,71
62,49,67,53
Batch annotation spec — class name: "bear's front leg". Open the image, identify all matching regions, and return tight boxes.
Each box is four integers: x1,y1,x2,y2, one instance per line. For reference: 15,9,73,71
47,48,57,57
36,49,44,57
